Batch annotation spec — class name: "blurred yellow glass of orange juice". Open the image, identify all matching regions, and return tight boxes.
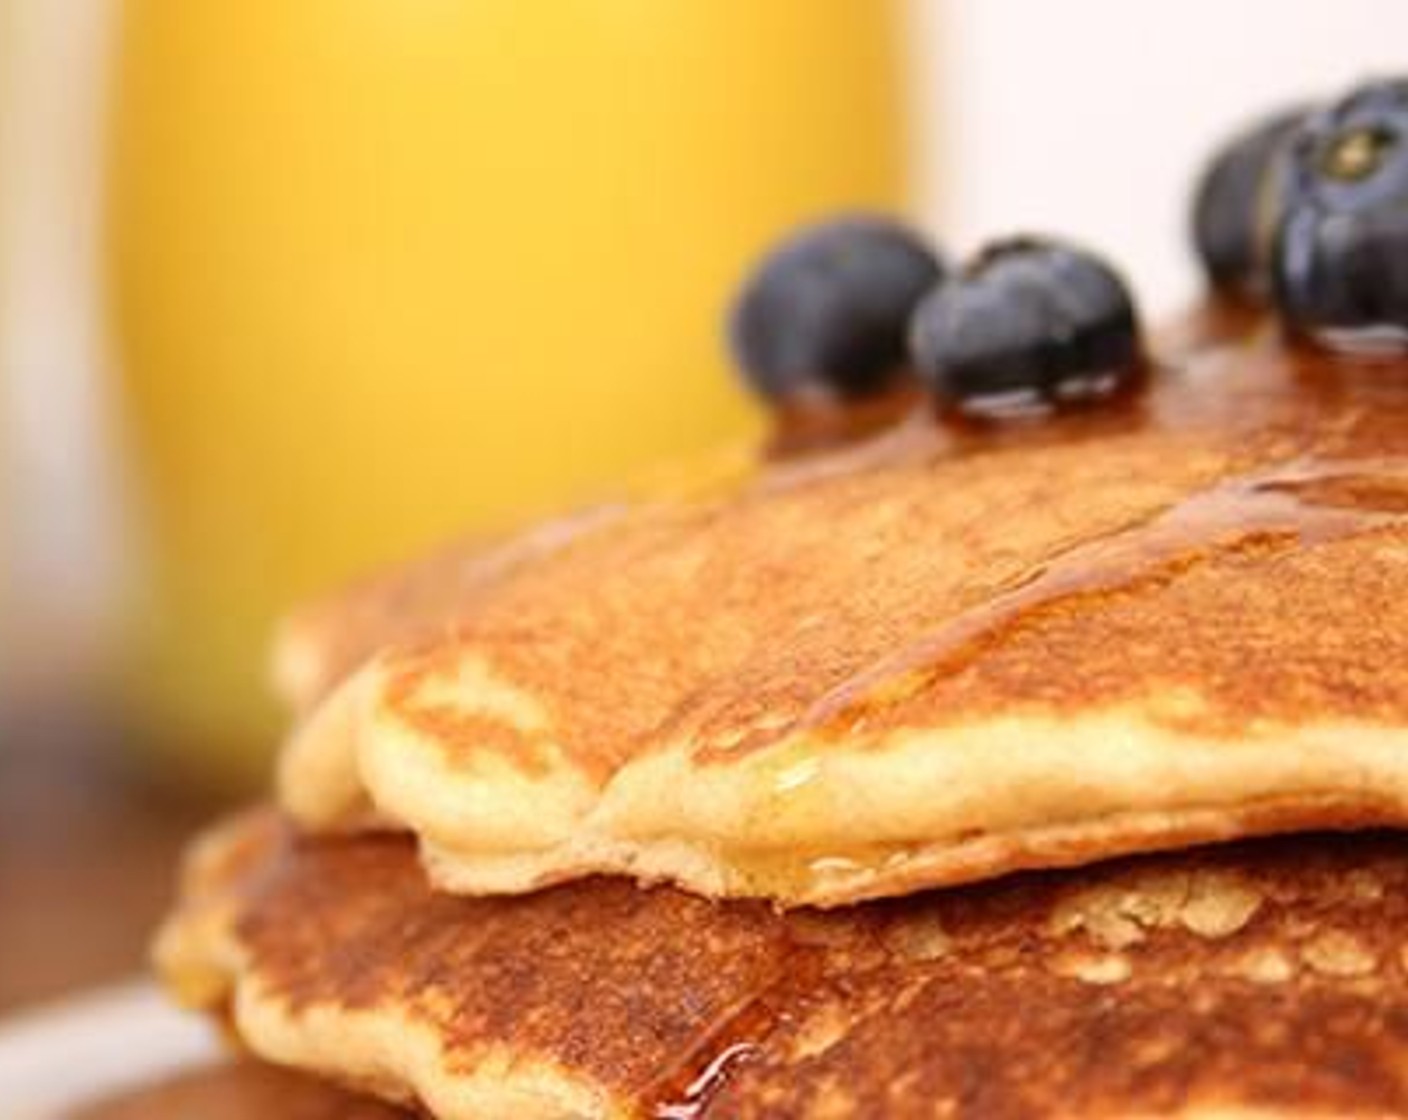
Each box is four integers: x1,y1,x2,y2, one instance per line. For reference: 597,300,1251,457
106,0,907,786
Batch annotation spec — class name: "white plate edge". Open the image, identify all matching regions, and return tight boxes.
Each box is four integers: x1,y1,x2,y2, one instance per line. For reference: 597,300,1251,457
0,979,220,1118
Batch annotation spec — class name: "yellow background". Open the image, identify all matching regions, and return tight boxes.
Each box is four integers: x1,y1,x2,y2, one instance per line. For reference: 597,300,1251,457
107,0,906,782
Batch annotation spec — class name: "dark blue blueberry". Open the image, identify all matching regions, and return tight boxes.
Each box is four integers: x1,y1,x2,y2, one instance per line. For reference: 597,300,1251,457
728,215,945,402
1272,78,1408,344
908,238,1144,417
1192,105,1309,296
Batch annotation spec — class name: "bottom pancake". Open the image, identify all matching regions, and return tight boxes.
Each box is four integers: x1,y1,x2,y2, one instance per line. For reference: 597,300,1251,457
157,811,1408,1119
67,1060,411,1119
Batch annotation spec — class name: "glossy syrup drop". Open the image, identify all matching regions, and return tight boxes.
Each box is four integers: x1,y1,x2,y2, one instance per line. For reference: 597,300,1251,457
653,1042,761,1120
645,946,828,1118
801,456,1408,733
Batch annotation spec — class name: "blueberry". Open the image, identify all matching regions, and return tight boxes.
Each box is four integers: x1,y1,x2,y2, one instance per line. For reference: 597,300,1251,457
1272,78,1408,344
1191,105,1309,296
908,238,1144,417
728,216,945,402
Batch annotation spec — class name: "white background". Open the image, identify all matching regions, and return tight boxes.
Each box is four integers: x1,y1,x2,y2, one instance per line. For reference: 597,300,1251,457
926,0,1404,310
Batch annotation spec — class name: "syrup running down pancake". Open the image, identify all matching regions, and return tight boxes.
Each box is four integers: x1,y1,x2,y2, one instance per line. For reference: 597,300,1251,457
158,809,1408,1120
277,310,1408,905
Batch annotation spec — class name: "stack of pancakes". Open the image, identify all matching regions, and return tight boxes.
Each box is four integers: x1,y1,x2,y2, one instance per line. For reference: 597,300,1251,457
95,303,1408,1118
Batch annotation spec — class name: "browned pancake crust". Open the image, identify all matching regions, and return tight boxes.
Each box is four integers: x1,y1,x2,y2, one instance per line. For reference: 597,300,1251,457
298,317,1408,791
232,820,795,1106
273,506,626,714
190,818,1408,1118
68,1061,411,1120
719,841,1408,1118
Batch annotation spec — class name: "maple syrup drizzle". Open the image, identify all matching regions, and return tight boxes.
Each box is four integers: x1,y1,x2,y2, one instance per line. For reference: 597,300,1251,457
653,1042,761,1119
798,457,1408,735
645,944,827,1118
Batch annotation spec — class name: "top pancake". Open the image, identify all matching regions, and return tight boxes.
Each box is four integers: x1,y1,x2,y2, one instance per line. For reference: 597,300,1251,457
278,306,1408,905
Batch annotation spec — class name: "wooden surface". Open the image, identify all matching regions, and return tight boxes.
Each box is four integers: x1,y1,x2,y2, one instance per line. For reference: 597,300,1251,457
0,696,227,1013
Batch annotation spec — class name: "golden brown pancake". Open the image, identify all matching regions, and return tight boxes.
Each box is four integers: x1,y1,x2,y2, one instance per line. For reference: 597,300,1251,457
159,809,1408,1119
272,509,626,718
67,1060,411,1120
272,449,757,716
277,310,1408,906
